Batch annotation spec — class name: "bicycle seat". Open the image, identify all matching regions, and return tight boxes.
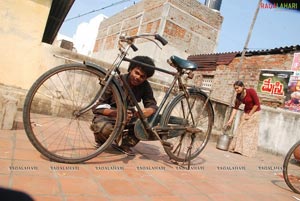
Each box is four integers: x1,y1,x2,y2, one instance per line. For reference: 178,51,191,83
170,55,197,70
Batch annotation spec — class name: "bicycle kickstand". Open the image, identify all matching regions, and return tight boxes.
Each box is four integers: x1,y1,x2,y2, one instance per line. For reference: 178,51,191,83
183,135,195,170
185,146,192,170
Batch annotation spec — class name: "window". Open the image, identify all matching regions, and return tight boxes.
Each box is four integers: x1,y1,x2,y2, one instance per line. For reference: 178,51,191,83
201,75,214,94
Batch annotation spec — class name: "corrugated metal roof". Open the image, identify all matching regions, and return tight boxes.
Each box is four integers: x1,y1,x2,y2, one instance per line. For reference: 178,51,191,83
187,45,300,71
42,0,75,44
244,45,300,55
188,53,237,71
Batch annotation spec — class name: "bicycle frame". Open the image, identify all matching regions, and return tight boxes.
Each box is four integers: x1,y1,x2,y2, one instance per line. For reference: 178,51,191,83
120,57,192,141
84,57,194,142
22,32,215,166
76,34,201,143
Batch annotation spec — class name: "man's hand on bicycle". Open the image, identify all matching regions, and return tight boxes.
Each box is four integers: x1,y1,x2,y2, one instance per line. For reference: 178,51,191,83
133,108,156,119
126,108,155,122
126,110,134,122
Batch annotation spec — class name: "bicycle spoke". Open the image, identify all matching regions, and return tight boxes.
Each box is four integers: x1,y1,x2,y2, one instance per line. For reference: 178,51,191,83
161,92,213,162
24,64,124,163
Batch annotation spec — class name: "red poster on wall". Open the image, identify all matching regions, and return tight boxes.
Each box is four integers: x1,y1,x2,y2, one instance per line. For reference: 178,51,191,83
292,53,300,71
285,75,300,112
257,70,293,96
284,53,300,112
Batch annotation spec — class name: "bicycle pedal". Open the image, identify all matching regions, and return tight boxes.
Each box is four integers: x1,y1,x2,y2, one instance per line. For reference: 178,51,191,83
186,127,201,133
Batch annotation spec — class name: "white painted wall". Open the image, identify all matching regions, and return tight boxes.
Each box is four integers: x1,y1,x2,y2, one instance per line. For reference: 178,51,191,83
258,106,300,155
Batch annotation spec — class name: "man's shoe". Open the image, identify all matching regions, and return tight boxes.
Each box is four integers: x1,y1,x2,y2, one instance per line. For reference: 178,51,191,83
111,144,135,156
94,138,106,149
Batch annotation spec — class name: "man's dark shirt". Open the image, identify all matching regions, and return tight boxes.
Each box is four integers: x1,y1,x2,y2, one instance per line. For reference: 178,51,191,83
92,73,158,116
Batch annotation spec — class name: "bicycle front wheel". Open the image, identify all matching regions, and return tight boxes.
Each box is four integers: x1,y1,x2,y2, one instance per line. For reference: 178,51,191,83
23,63,124,163
160,90,214,162
283,141,300,194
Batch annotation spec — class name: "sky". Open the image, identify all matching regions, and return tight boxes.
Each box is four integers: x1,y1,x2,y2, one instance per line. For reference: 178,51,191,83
58,0,300,54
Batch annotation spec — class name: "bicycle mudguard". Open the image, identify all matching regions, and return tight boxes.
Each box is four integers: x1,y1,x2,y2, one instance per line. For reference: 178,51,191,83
188,86,209,98
187,87,215,118
83,61,127,103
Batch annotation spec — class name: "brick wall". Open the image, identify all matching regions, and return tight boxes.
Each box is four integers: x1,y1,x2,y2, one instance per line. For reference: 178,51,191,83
189,51,298,134
206,53,294,105
92,0,223,77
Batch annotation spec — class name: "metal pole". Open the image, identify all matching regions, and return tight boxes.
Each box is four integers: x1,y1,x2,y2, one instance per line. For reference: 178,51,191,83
236,0,263,80
225,0,263,127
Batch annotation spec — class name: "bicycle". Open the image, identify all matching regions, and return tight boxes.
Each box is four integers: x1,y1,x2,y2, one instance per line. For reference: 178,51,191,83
283,140,300,193
23,33,214,167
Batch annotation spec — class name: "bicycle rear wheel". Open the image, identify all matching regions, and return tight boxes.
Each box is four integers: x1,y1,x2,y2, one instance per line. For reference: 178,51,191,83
283,141,300,194
160,90,214,162
23,63,123,163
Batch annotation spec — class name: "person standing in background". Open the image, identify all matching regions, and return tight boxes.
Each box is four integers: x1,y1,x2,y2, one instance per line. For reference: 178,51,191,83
226,80,261,157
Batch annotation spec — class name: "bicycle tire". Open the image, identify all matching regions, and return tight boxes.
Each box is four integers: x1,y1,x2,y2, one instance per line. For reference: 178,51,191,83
283,140,300,194
160,90,214,162
23,63,124,163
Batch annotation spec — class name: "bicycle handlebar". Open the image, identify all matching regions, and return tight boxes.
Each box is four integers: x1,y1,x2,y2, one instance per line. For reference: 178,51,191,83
119,33,168,52
154,34,168,46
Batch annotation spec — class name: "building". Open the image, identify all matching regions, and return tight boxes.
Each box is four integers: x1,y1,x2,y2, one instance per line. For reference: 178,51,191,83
0,0,74,89
92,0,223,82
188,45,300,155
0,0,109,129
